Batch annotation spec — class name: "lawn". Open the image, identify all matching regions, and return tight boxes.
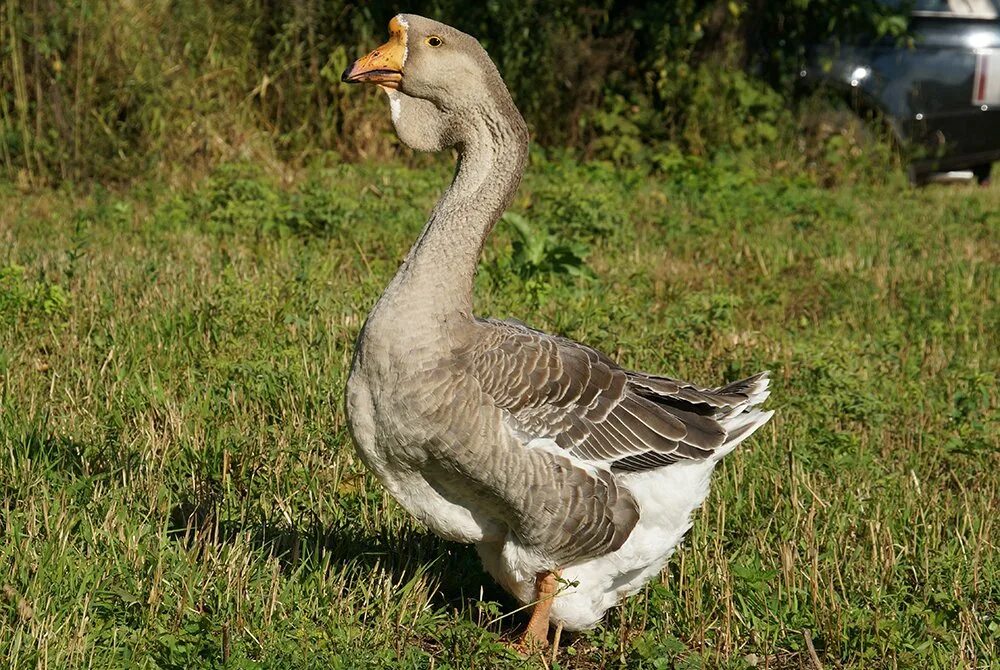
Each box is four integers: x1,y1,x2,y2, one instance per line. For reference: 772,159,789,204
1,156,997,669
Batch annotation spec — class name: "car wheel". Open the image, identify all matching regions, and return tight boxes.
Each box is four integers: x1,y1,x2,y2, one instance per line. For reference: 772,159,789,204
972,163,992,186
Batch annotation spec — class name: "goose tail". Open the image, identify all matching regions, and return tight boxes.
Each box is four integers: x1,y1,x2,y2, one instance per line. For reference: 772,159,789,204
712,371,774,459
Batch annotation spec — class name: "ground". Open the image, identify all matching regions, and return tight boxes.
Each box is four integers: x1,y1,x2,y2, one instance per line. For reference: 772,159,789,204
0,156,997,668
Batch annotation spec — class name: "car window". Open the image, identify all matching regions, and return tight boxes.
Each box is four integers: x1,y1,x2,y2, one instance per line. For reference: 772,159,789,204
911,0,999,18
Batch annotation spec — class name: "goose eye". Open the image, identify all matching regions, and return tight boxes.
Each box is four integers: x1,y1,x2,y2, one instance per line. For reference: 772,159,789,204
426,36,443,47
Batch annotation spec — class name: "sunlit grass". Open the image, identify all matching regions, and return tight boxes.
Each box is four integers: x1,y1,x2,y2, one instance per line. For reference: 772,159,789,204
1,158,997,668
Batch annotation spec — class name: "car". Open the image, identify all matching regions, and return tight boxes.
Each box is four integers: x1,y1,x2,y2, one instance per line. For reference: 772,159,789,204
799,0,1000,184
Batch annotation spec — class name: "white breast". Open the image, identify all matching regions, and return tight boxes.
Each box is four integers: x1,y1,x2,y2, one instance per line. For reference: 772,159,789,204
387,89,402,124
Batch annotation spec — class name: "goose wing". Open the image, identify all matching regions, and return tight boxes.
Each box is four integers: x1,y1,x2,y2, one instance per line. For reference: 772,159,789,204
468,318,772,473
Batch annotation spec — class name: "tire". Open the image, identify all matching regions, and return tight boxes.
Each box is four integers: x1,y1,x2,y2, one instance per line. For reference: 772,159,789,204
972,163,992,186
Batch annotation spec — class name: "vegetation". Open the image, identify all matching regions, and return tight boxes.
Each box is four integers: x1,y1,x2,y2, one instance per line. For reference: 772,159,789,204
1,155,997,668
2,1,996,667
0,0,908,184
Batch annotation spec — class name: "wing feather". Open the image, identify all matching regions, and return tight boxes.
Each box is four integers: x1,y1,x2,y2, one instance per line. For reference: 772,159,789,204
456,317,773,566
467,317,772,474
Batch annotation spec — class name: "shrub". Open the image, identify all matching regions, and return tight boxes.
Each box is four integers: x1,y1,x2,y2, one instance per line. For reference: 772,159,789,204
0,1,908,184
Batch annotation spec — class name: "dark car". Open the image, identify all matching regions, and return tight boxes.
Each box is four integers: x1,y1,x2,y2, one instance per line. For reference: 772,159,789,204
800,0,1000,183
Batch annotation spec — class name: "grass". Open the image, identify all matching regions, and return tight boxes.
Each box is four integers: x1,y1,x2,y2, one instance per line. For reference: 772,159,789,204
0,155,997,669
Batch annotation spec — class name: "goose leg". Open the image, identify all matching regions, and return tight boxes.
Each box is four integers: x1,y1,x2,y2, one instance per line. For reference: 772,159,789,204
520,570,560,648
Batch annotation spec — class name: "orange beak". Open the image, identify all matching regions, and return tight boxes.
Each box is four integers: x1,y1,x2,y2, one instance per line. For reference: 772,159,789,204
341,16,407,89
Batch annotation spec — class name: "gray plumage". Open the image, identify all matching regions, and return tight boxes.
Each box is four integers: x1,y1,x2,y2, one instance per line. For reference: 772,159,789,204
343,14,774,629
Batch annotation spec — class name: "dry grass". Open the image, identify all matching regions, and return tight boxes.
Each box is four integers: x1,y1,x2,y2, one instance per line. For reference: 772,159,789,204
0,158,997,668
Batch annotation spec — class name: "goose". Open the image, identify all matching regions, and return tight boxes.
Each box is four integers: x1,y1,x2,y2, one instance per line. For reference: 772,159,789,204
341,14,774,647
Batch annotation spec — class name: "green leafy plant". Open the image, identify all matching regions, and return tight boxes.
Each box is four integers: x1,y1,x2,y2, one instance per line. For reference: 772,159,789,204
489,212,594,306
506,212,592,279
0,263,70,326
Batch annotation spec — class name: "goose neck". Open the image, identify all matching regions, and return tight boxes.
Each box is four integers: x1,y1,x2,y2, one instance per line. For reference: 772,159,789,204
392,105,528,321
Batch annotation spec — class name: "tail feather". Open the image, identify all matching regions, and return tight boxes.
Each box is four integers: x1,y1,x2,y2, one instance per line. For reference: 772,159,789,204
608,370,774,473
713,372,773,459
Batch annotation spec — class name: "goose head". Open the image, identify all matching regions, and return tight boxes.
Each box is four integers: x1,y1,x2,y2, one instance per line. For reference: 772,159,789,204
342,14,524,152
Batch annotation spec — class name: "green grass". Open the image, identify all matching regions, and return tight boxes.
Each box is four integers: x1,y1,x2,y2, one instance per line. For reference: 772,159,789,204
1,156,997,669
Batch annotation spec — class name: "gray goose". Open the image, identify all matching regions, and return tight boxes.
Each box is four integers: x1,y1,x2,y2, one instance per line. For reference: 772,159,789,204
342,14,773,647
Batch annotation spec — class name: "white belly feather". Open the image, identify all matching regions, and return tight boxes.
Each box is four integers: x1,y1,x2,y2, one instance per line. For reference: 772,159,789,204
476,439,720,631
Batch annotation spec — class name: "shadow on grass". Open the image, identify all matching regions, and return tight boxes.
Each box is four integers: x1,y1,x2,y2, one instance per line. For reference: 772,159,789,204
166,496,521,635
